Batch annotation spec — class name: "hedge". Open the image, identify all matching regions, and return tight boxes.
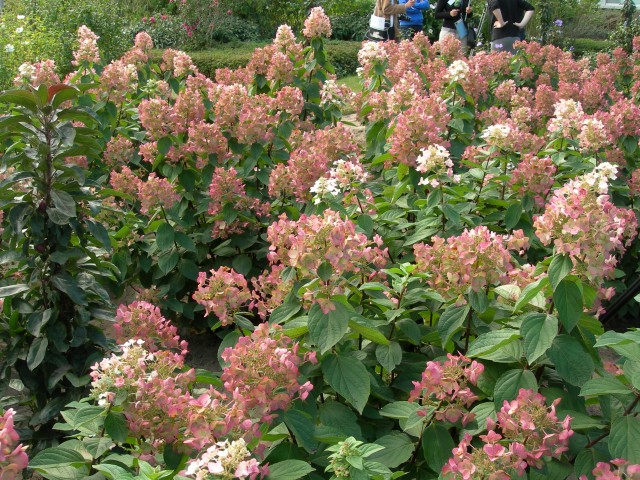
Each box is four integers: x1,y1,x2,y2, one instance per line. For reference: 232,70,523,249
570,38,613,57
149,40,361,80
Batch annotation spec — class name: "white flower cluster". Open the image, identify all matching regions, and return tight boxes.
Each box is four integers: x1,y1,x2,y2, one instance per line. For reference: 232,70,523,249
415,144,452,174
481,123,512,148
311,157,370,204
581,162,618,194
184,438,260,480
320,79,354,108
357,41,388,68
447,59,469,82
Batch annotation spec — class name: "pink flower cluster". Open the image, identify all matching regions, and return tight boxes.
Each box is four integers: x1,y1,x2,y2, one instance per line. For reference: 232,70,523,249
303,7,332,39
13,59,60,87
413,226,529,301
388,94,452,168
113,301,188,355
192,267,251,326
161,49,198,77
443,389,573,479
268,124,359,202
580,459,640,480
267,209,388,278
250,264,295,320
72,25,101,66
508,155,557,208
221,323,315,424
534,164,638,290
266,210,388,312
207,167,268,238
409,354,484,425
103,136,135,169
99,60,138,104
138,173,180,214
0,409,28,480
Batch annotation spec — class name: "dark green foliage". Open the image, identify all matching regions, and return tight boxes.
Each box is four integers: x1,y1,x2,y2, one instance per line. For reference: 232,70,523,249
0,85,114,444
125,16,186,49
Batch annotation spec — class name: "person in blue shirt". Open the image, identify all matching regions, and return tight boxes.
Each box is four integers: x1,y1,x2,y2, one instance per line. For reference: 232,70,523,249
398,0,431,40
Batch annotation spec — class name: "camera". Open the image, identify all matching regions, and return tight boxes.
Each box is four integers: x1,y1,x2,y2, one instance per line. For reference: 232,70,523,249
398,13,411,21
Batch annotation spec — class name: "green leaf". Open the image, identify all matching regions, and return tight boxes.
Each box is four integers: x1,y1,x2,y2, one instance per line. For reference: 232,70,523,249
376,342,402,372
466,329,520,358
514,277,548,311
0,89,39,111
0,284,30,298
86,219,112,251
27,337,49,370
51,190,76,218
266,460,316,480
468,289,489,313
348,318,390,345
232,255,252,276
104,411,128,443
580,377,632,397
367,432,414,468
94,464,135,480
156,222,175,250
157,136,172,156
547,335,594,386
269,301,302,324
379,401,421,420
438,304,470,348
158,249,179,274
553,279,583,332
27,308,51,337
308,301,349,354
284,408,318,453
493,369,538,409
609,416,640,463
521,313,558,364
574,449,610,479
322,352,370,414
317,261,333,282
548,254,573,291
504,202,522,230
357,214,374,236
30,446,88,468
422,424,454,473
52,273,87,305
163,443,186,470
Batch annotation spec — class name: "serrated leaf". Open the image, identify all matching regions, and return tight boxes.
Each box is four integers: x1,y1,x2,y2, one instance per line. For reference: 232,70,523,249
548,335,594,386
438,304,470,348
308,301,349,354
422,424,454,473
0,284,30,298
348,318,390,345
579,377,632,397
548,254,573,291
368,432,414,468
105,411,128,443
521,313,558,363
493,369,538,409
266,460,316,480
156,222,175,250
466,329,520,358
609,416,640,463
376,342,402,372
322,352,370,413
553,279,582,332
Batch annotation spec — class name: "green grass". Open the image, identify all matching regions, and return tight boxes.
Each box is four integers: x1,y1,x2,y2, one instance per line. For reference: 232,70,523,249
337,75,360,91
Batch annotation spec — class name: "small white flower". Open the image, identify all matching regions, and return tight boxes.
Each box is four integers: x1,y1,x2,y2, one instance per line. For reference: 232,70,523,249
17,15,26,20
22,41,29,45
15,27,24,34
4,43,15,53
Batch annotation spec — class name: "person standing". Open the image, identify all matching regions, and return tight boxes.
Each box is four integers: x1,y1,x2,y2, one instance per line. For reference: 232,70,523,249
398,0,431,40
490,0,534,53
434,0,472,50
370,0,417,41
